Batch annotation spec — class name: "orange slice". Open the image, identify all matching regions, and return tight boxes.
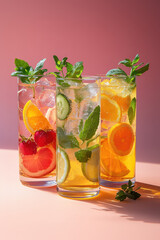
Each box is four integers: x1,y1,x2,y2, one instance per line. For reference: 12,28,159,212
101,78,132,112
23,100,51,134
112,95,131,112
108,123,134,156
101,94,121,122
100,138,130,177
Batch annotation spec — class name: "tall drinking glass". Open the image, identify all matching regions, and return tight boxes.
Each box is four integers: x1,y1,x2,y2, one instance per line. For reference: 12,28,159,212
18,75,56,187
100,76,136,187
56,76,101,198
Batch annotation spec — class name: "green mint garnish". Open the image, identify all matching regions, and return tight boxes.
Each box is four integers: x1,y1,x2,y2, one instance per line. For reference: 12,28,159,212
11,58,47,84
52,55,84,87
106,54,149,124
75,149,92,163
106,54,149,85
128,98,136,125
79,105,100,142
57,127,80,149
115,180,141,201
86,135,100,147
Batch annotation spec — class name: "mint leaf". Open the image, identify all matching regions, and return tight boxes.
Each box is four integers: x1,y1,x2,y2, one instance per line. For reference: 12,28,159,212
57,127,80,149
53,55,62,71
115,180,141,201
66,62,73,73
128,98,136,124
106,68,127,77
78,120,84,133
132,54,140,65
34,58,46,72
132,63,149,76
15,58,29,69
118,59,132,67
75,149,92,162
66,61,83,78
79,105,100,141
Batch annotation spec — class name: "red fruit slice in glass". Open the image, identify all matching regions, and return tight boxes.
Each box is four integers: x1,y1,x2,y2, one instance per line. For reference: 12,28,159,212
20,146,56,177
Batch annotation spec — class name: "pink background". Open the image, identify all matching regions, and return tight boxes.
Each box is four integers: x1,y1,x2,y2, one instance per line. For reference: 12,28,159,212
0,0,160,163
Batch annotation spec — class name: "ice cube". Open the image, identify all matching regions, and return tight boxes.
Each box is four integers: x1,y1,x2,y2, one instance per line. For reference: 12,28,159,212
76,82,99,101
36,89,56,108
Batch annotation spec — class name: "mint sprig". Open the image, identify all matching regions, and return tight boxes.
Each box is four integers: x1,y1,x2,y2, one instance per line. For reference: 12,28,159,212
11,58,47,84
52,55,84,87
106,54,149,85
106,54,149,124
115,180,141,201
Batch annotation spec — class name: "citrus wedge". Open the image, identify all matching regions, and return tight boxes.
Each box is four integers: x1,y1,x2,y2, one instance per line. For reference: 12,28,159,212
101,138,129,177
57,148,70,184
108,123,134,156
23,100,51,134
101,94,121,122
20,145,56,178
82,146,100,182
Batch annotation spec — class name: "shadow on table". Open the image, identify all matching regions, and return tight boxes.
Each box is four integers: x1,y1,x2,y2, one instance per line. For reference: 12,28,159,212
85,182,160,223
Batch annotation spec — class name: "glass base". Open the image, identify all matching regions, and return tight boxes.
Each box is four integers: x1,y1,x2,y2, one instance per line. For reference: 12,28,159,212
100,177,135,188
57,186,100,199
20,175,56,188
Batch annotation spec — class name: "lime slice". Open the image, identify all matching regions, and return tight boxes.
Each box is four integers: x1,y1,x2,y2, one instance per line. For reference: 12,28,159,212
57,148,70,184
81,147,100,182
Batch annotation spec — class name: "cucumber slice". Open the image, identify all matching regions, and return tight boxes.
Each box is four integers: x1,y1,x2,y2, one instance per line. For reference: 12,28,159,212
81,147,100,182
57,147,70,184
57,93,71,120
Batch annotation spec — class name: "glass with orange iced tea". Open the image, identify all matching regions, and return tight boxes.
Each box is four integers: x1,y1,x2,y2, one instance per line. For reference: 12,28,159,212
100,76,136,187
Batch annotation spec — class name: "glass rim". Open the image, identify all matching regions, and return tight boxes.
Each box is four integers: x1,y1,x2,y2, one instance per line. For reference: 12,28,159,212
56,75,100,81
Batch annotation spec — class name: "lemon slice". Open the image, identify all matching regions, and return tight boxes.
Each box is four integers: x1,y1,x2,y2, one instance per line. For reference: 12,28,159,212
101,94,121,122
23,100,51,134
82,146,100,182
57,148,70,184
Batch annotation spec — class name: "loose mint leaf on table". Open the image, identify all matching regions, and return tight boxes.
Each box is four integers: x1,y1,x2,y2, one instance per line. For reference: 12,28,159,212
115,180,141,201
128,97,136,124
79,105,100,141
75,149,92,163
57,127,80,149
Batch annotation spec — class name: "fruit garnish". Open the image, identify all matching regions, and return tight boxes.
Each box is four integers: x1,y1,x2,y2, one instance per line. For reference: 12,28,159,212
101,94,121,122
101,138,130,177
45,107,56,131
57,148,70,184
20,146,56,178
23,100,51,134
34,129,56,148
19,139,37,155
81,146,99,182
101,78,131,112
108,123,134,156
56,93,71,120
106,54,149,124
115,180,141,201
